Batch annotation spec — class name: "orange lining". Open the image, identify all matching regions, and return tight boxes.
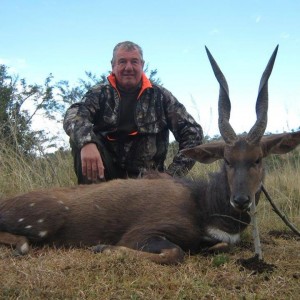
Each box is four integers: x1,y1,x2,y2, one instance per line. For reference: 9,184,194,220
106,73,151,141
128,131,138,136
106,130,139,141
106,135,117,141
107,73,152,99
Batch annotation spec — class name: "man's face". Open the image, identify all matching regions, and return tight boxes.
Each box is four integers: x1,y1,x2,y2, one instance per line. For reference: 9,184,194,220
112,47,144,90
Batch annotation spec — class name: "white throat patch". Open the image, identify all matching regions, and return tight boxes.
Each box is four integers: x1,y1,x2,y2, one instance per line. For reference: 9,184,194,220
207,227,240,245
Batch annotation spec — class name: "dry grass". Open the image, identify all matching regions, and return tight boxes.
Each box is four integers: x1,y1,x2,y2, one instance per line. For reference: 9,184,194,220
0,237,299,299
0,146,299,299
0,148,76,198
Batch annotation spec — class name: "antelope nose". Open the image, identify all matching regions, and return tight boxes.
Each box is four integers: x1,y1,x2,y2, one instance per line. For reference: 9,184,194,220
233,195,250,211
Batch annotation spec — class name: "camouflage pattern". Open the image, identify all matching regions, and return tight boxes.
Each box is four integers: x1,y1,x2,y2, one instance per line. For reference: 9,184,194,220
63,76,203,177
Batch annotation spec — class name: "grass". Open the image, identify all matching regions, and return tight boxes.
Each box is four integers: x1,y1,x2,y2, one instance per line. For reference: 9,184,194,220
0,239,299,299
0,148,76,198
0,145,299,299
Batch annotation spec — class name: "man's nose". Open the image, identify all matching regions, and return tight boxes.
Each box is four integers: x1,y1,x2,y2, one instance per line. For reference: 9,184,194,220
124,62,134,70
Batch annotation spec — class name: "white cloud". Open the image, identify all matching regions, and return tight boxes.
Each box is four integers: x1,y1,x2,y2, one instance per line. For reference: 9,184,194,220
255,15,261,23
0,57,28,73
209,29,220,35
182,47,191,54
0,58,10,64
280,32,290,39
15,58,28,69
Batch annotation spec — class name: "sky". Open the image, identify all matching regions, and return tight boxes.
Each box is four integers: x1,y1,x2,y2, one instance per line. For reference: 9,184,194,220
0,0,299,146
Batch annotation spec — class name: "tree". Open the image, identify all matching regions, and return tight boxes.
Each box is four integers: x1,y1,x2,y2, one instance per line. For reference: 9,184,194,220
0,65,62,154
56,71,108,106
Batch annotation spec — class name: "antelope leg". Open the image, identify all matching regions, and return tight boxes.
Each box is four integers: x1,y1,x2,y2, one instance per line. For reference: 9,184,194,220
0,231,30,255
250,201,263,259
92,235,185,265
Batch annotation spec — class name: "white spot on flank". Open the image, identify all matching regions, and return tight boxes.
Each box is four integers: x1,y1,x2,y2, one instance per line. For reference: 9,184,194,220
64,206,69,210
18,218,24,222
25,225,32,229
20,242,29,254
38,231,48,238
37,219,44,223
29,203,35,207
57,200,64,205
207,227,240,245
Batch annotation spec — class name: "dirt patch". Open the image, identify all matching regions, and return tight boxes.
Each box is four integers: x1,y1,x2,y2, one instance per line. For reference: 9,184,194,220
237,255,276,274
268,230,300,241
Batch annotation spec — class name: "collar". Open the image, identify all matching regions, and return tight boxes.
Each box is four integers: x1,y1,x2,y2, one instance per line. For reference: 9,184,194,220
107,72,152,99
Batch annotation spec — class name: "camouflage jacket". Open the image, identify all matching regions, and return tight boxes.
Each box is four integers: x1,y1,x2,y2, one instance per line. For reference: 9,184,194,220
63,73,203,177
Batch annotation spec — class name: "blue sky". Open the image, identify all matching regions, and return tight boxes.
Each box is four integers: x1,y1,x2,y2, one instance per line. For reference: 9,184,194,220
1,0,299,142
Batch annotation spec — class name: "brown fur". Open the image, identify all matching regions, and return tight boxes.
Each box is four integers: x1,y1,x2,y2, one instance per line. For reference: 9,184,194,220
0,178,208,263
1,128,298,264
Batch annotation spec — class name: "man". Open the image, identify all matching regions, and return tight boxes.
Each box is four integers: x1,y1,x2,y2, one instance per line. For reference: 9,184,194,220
63,41,203,184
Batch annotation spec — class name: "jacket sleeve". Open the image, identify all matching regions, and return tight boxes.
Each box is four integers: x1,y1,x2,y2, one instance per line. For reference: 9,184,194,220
160,87,204,177
63,87,102,149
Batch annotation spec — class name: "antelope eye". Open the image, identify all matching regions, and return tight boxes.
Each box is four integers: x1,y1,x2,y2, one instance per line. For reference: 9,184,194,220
250,158,261,168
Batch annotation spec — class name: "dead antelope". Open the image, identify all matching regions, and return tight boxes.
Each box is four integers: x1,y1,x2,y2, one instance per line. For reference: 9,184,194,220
0,46,299,264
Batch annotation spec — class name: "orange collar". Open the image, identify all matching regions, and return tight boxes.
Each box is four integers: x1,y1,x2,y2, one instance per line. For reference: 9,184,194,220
107,73,152,99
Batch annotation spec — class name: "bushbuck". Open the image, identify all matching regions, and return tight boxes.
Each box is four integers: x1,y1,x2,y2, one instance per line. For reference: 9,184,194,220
0,46,299,264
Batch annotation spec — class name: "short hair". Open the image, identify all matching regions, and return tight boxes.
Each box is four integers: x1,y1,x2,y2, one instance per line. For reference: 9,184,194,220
111,41,144,66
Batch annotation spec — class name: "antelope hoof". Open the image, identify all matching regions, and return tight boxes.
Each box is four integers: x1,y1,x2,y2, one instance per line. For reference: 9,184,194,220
14,241,30,256
208,242,229,252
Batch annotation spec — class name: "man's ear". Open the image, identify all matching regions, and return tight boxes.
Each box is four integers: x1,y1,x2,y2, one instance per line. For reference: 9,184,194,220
181,142,225,164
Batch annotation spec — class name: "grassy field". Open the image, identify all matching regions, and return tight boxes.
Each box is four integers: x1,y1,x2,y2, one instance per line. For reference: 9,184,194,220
0,146,299,299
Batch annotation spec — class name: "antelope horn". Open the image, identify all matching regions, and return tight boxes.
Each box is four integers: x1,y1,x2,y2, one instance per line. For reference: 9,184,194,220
205,46,237,144
247,45,279,144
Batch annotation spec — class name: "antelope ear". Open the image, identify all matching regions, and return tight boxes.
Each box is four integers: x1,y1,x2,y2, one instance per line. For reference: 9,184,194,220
181,142,225,164
261,131,300,156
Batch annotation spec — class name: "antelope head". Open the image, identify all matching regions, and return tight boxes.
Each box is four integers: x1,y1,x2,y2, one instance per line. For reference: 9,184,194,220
182,45,300,212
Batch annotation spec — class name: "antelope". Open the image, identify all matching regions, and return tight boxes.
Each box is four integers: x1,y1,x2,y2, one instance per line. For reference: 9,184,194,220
0,46,299,264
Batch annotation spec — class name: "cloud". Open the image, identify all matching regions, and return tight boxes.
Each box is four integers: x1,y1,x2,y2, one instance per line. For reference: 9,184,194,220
182,47,191,54
15,58,28,68
255,15,261,23
0,57,28,73
280,32,290,39
209,28,220,35
252,14,261,23
0,58,10,64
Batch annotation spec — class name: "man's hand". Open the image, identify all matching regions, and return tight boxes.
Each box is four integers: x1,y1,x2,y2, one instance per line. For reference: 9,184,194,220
80,143,105,182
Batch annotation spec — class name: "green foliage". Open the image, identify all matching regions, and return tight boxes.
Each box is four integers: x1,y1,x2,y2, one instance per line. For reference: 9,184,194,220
144,64,161,85
56,71,109,106
212,254,230,267
0,65,63,154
